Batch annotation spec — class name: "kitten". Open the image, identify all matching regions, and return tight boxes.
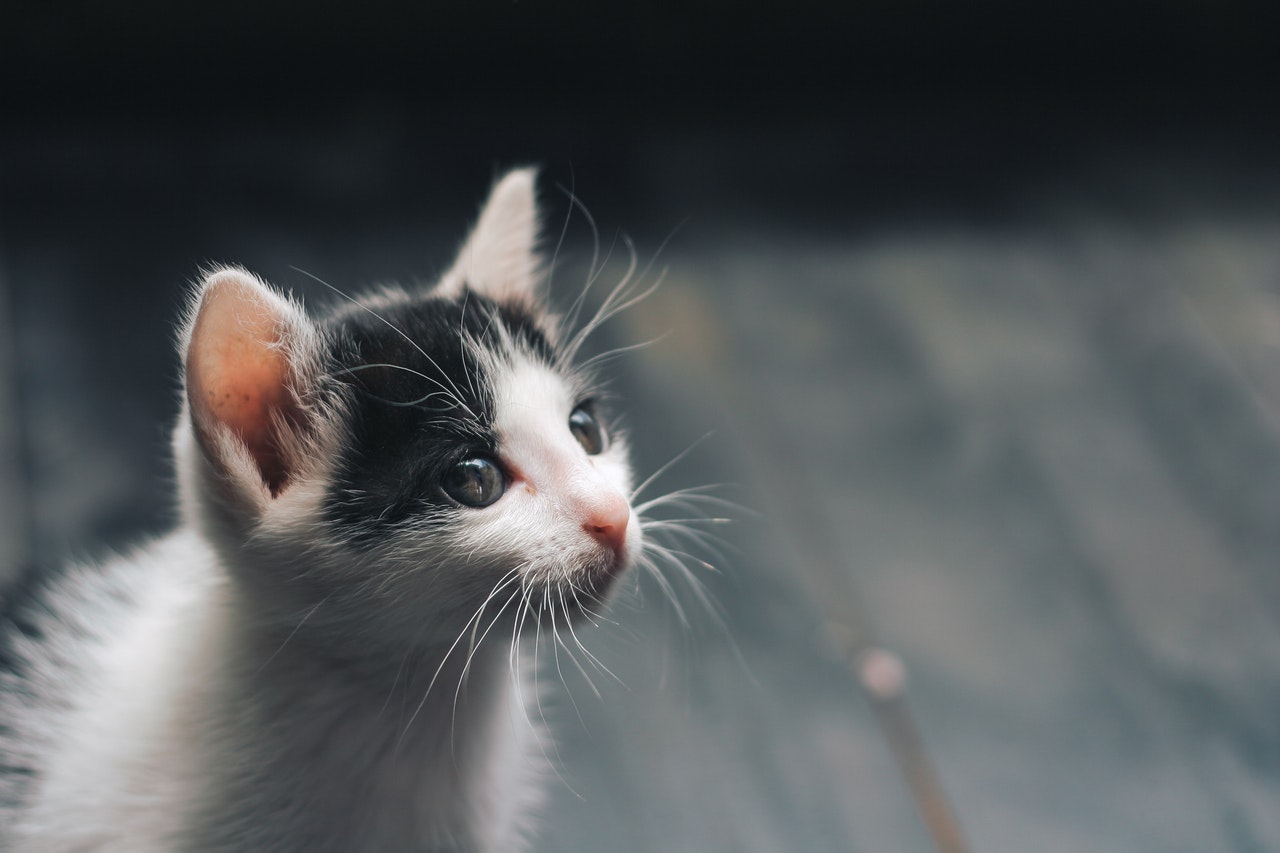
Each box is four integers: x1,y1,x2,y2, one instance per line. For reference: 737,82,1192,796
0,169,646,852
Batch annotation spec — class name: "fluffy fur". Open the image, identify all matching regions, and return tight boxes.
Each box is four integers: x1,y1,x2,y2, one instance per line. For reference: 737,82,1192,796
0,170,653,852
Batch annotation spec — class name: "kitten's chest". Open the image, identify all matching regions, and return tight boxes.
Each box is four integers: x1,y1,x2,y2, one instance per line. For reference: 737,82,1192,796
190,644,534,853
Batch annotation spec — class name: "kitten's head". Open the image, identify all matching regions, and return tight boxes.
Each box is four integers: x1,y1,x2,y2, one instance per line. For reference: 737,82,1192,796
175,169,638,651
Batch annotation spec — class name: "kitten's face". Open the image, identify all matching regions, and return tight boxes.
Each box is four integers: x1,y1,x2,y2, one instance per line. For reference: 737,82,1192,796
320,290,637,631
179,170,639,651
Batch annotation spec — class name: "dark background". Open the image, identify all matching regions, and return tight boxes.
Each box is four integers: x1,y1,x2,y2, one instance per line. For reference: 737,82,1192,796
8,0,1280,232
4,3,1280,850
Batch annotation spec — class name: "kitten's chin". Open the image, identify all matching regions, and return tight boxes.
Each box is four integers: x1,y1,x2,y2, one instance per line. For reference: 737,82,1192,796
538,551,632,623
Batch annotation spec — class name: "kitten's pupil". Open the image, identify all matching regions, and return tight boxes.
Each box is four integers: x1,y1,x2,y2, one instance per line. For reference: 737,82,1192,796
442,457,505,508
569,406,607,455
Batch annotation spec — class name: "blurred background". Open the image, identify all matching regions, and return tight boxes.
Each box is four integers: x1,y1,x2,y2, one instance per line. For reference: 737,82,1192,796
3,2,1280,850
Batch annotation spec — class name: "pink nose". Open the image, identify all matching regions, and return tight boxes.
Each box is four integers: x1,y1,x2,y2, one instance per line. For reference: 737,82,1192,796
583,493,630,554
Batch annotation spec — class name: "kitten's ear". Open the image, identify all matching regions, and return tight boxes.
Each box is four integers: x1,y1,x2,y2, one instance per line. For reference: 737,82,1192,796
437,168,541,304
184,267,321,500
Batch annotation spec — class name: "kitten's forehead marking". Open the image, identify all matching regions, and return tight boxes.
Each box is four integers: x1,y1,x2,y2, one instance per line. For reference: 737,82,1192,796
488,353,620,513
491,354,575,467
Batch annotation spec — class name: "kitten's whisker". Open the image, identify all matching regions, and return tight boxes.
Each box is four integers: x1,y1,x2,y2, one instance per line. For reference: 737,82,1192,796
559,231,628,368
583,253,656,333
640,517,733,528
506,589,581,801
544,171,576,302
508,585,533,711
453,576,525,711
330,363,472,417
506,584,544,752
634,217,687,286
644,546,718,608
548,589,588,720
640,520,732,565
358,388,462,411
570,590,619,630
554,586,602,707
529,586,572,781
632,485,740,517
532,585,548,722
574,335,668,373
449,584,525,757
559,582,625,687
645,540,720,576
638,530,754,686
555,184,602,331
561,239,630,362
458,294,482,407
292,266,478,421
466,569,524,653
562,243,656,365
583,229,626,298
630,434,716,503
399,570,521,744
639,556,690,628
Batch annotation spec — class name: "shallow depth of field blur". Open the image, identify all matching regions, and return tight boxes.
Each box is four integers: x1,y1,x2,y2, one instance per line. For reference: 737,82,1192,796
2,4,1279,850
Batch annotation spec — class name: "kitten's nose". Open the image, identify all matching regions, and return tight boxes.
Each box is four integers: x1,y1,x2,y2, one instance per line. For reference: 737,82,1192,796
583,493,630,554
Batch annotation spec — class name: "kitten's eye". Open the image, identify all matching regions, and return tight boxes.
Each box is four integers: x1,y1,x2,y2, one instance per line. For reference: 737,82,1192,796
569,406,607,455
442,457,505,508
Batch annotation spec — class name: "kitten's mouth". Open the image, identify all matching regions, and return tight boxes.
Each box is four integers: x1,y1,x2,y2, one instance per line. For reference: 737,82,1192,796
532,551,631,623
582,551,631,598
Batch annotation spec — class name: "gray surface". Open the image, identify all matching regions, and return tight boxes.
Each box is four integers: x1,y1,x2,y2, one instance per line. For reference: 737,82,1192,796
533,227,1280,852
2,158,1279,851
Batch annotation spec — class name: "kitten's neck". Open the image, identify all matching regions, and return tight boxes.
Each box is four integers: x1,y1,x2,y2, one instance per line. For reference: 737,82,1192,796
185,569,535,852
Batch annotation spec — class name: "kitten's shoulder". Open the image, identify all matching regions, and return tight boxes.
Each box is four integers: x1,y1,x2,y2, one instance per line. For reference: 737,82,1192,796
0,531,209,827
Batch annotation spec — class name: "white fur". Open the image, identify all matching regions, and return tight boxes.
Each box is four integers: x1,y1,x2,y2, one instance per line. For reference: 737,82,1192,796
11,533,223,851
6,532,546,853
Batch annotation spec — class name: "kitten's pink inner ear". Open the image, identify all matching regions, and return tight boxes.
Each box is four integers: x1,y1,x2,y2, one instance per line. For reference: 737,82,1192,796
187,275,299,496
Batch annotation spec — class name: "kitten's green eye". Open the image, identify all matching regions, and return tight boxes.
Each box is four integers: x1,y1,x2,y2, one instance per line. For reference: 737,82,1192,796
442,457,505,508
569,406,606,455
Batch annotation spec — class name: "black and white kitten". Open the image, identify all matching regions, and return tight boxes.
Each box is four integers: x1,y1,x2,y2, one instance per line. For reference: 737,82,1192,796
0,170,647,851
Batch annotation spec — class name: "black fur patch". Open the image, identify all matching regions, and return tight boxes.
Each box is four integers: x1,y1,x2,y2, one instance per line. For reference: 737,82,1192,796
321,290,555,536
